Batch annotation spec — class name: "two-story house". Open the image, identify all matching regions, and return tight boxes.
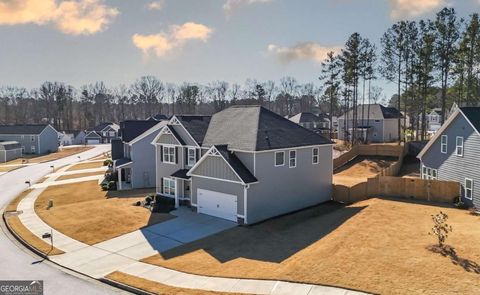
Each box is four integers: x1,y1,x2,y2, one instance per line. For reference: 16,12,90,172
426,108,443,134
154,106,333,224
338,104,402,143
289,112,330,135
418,107,480,209
112,120,166,190
0,124,58,154
84,122,119,144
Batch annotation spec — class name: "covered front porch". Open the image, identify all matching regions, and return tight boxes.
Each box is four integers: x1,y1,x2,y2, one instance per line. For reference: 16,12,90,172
115,158,133,190
159,169,191,209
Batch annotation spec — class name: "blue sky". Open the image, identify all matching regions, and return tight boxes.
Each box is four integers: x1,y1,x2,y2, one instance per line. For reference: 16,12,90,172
0,0,479,99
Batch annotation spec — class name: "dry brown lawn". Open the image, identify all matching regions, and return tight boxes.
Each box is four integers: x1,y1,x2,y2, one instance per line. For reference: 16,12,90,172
6,215,64,256
0,165,22,172
333,155,397,186
106,272,245,295
67,161,105,171
56,172,105,181
34,181,174,245
0,147,93,167
142,198,480,295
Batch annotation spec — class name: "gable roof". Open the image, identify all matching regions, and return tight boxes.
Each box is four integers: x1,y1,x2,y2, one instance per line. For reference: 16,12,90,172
147,114,168,121
174,115,211,145
119,120,159,143
340,104,402,120
129,120,168,145
417,107,480,159
151,125,186,145
289,112,322,124
188,145,258,184
202,105,332,151
88,122,118,132
0,124,49,135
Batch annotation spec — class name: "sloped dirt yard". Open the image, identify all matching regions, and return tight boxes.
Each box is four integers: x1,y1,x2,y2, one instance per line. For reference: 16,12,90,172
333,155,397,186
142,198,480,295
34,181,174,245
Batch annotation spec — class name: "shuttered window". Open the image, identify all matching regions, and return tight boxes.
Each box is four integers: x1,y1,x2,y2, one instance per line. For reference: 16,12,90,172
188,148,196,166
163,146,176,164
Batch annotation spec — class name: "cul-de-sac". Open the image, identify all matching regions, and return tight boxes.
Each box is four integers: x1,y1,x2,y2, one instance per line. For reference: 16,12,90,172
0,1,479,295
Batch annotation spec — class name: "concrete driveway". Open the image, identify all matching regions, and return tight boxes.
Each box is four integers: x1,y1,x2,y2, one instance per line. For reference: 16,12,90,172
93,208,236,261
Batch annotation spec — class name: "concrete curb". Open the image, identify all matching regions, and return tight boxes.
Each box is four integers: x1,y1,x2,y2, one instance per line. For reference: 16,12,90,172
100,278,154,295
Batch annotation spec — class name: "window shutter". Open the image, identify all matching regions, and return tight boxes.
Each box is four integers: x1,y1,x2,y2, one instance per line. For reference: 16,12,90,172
196,149,200,161
160,177,164,194
185,148,188,165
159,145,163,162
175,147,179,164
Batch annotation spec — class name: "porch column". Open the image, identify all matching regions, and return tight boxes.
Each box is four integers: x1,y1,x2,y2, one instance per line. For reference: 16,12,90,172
174,178,179,208
118,168,122,190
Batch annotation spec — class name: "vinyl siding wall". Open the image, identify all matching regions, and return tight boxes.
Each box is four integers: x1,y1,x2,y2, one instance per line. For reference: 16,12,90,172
421,113,480,208
246,145,333,224
337,119,385,142
129,131,158,189
39,126,59,154
0,148,22,162
0,135,40,154
191,155,241,182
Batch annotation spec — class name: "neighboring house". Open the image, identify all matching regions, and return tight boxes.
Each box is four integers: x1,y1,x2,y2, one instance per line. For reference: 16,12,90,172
289,112,330,134
426,108,443,134
112,120,165,190
84,122,119,144
418,107,480,209
0,141,22,163
153,106,333,225
147,114,169,121
338,104,402,143
58,130,80,146
74,130,87,145
152,115,212,207
0,124,58,154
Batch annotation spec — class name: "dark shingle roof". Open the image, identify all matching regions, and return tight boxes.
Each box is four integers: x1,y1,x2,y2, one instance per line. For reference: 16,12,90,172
148,114,168,121
215,145,257,184
460,107,480,133
176,115,211,145
203,106,332,151
0,124,49,135
167,125,186,145
114,158,132,168
340,104,402,120
119,120,159,143
171,169,191,179
89,122,116,132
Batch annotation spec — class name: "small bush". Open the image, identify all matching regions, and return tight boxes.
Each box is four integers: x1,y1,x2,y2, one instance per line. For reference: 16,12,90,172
429,211,453,247
103,159,113,166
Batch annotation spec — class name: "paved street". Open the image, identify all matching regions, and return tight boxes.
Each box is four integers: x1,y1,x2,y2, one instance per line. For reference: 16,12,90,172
0,145,127,295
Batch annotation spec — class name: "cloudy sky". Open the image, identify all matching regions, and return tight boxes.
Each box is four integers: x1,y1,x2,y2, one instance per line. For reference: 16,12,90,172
0,0,479,98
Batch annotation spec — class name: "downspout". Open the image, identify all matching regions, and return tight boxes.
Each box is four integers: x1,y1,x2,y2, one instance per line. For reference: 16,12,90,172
244,184,249,224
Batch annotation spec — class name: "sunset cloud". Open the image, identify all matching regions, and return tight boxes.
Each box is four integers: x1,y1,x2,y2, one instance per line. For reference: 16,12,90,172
390,0,445,20
0,0,118,35
132,22,213,58
223,0,273,16
267,43,341,64
146,0,164,11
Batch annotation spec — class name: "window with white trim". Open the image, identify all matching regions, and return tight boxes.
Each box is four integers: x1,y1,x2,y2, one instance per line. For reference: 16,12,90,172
465,178,473,200
109,131,115,137
163,146,176,164
312,147,319,164
30,136,35,142
275,151,284,167
421,165,437,180
187,148,196,166
456,136,464,156
441,135,447,154
289,150,296,168
31,146,35,153
163,178,175,196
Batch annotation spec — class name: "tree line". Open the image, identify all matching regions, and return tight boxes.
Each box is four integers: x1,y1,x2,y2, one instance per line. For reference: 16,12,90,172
321,7,480,142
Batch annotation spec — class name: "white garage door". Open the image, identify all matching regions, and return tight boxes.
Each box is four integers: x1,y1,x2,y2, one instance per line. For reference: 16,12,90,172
197,189,237,222
87,139,100,145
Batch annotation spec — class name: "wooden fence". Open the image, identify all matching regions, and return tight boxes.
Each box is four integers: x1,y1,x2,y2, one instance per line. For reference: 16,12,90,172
333,144,405,170
333,176,460,204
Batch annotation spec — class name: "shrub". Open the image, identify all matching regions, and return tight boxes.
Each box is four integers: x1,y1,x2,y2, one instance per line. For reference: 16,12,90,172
429,211,453,247
103,159,113,166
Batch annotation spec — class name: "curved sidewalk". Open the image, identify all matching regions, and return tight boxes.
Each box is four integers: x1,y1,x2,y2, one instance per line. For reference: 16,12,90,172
14,168,368,295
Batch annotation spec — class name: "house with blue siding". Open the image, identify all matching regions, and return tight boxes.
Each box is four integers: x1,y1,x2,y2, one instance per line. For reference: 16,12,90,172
153,106,333,224
417,107,480,209
0,124,58,154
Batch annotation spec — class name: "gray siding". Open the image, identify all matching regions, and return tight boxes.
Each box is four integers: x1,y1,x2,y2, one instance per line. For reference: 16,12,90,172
157,133,180,145
130,131,158,189
191,176,244,216
0,134,47,154
338,118,386,142
0,149,22,163
421,113,480,208
246,145,333,224
191,155,241,182
155,145,184,193
383,119,400,142
39,125,59,154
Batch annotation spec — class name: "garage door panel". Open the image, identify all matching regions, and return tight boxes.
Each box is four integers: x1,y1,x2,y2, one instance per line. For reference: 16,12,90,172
197,189,237,222
87,139,100,145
